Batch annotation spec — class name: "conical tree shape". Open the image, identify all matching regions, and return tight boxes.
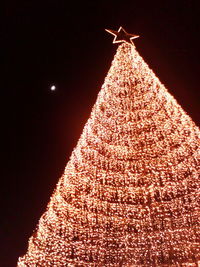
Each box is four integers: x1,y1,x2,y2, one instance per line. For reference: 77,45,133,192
18,43,200,266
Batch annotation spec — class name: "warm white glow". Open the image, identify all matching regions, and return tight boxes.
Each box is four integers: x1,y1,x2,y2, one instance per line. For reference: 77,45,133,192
105,26,139,45
18,42,200,266
51,85,56,91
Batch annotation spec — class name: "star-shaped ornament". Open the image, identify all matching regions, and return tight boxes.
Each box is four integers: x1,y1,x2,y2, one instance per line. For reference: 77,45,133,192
105,26,139,45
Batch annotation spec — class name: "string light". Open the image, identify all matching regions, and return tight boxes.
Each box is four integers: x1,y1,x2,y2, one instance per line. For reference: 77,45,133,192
18,42,200,266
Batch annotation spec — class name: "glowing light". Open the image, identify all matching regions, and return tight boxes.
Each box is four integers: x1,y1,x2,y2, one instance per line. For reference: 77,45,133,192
105,26,139,45
51,85,56,91
18,40,200,266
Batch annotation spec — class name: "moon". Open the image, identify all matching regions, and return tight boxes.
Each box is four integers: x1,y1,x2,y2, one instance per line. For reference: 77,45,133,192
50,85,56,91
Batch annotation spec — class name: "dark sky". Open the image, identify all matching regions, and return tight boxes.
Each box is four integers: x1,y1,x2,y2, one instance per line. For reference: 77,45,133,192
1,0,200,266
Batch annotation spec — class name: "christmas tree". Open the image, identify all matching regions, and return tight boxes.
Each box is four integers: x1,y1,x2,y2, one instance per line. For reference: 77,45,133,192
18,27,200,266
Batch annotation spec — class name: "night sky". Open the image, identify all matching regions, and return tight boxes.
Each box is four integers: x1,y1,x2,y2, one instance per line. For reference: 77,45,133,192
2,1,200,266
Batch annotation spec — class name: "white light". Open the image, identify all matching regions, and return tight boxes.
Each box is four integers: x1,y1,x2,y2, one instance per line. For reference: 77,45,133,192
51,85,56,91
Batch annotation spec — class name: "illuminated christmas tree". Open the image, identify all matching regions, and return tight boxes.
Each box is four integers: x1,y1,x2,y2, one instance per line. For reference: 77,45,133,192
18,27,200,266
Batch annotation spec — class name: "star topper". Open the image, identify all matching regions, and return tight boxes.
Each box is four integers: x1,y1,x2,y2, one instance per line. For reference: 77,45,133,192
105,26,139,45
